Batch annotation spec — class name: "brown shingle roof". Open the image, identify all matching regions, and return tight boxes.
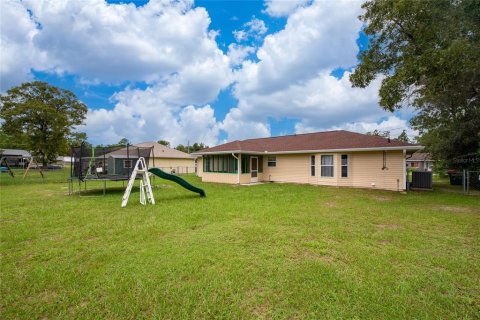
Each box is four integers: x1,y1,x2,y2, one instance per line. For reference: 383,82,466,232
407,152,432,161
196,130,422,154
135,142,195,159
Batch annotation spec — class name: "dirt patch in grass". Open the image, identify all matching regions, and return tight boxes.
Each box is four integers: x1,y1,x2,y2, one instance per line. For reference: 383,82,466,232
378,239,392,245
370,195,394,202
189,223,208,231
435,206,479,214
246,287,265,299
0,219,17,224
22,253,34,261
246,288,269,318
323,201,338,208
250,303,269,318
290,248,335,264
68,299,89,312
377,224,401,230
153,184,172,189
37,290,59,304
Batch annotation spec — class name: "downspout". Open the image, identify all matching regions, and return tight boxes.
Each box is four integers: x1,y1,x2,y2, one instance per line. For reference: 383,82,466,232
403,149,407,190
232,153,240,185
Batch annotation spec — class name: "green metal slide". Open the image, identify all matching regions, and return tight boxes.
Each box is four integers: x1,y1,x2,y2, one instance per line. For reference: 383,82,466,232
148,167,206,197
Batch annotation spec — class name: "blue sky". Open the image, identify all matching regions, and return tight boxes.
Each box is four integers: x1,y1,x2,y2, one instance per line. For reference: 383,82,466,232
1,0,415,146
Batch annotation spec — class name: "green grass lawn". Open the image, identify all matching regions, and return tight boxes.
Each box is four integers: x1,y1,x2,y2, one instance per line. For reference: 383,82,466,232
1,169,479,319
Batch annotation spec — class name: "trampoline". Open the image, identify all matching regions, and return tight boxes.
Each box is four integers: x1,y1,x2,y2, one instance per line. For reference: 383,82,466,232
69,142,153,195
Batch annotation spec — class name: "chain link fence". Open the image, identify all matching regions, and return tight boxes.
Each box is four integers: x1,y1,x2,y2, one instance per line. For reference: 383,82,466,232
462,170,480,195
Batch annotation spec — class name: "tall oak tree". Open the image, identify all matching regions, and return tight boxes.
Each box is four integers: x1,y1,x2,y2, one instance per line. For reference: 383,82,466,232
0,81,88,167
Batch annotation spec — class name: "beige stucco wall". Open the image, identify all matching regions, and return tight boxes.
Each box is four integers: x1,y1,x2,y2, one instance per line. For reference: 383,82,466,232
148,157,195,171
350,151,405,191
197,157,203,177
201,172,239,184
198,150,406,191
263,154,311,184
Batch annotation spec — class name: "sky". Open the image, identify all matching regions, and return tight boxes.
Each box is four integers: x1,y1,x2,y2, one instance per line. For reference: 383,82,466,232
0,0,417,146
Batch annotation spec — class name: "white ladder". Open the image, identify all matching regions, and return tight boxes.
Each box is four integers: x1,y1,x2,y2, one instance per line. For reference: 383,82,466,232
121,157,155,207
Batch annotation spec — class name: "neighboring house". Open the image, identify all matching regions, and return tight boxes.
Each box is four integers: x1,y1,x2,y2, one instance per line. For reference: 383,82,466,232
135,142,196,173
194,130,423,191
0,149,32,166
102,142,195,175
102,145,153,176
406,152,433,171
56,156,73,165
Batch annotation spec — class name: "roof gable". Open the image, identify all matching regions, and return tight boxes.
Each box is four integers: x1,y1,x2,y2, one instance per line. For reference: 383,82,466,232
0,149,32,157
135,141,194,159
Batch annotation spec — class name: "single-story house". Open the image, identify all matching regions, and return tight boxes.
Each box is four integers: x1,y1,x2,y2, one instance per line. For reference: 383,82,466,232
101,142,195,176
406,152,433,171
135,141,196,173
0,149,32,166
56,156,73,165
194,130,423,191
101,145,153,176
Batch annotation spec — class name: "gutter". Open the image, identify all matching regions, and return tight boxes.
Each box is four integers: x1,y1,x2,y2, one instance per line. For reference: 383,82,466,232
193,145,424,156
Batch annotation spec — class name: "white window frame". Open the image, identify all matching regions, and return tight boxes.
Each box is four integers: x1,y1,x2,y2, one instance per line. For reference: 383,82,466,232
123,159,133,168
320,155,334,177
341,154,348,178
267,156,277,167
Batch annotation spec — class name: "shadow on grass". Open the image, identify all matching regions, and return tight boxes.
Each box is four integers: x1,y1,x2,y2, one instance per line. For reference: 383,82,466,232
72,187,126,196
73,187,204,203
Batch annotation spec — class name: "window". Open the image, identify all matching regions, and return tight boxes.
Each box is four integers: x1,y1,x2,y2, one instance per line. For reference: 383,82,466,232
241,156,250,173
320,155,334,177
123,160,133,168
341,154,348,178
267,156,276,167
203,155,237,173
310,155,315,176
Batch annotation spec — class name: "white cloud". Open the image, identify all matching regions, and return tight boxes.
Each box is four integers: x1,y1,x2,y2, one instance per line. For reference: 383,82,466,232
227,44,255,67
219,108,270,141
82,85,220,146
245,18,268,36
235,0,362,97
233,17,268,43
264,0,311,17
0,0,40,91
12,0,226,85
0,0,234,145
221,0,382,140
233,30,247,42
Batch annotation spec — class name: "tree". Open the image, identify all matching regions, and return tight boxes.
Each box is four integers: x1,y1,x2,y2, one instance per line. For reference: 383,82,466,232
366,129,390,138
191,142,208,152
0,81,88,167
117,138,130,146
175,144,188,153
65,132,88,148
396,130,409,143
175,142,208,153
350,0,480,166
0,126,29,150
157,140,170,147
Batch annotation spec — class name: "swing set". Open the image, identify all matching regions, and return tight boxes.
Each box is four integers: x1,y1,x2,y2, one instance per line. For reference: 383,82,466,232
0,156,45,181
